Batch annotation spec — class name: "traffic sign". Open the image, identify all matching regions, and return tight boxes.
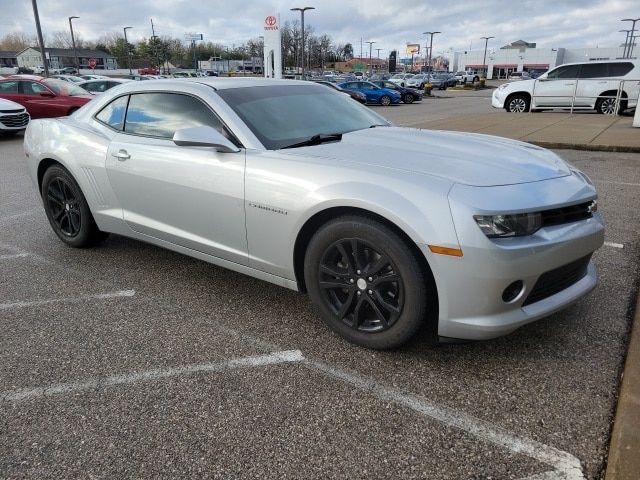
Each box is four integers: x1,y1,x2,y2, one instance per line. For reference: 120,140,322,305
88,58,97,69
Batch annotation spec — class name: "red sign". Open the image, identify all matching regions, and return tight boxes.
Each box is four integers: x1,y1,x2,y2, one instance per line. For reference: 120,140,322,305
264,15,278,30
88,58,97,69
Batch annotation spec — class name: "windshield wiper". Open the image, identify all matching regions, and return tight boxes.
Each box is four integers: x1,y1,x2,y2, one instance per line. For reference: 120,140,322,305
281,133,342,149
369,124,388,128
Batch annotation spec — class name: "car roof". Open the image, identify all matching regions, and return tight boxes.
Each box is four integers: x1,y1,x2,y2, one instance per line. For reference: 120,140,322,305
6,74,44,81
116,77,313,91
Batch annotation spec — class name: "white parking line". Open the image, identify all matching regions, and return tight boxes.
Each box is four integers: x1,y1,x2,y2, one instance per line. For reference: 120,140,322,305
1,350,304,402
594,180,640,187
306,359,584,480
0,289,136,310
604,241,624,249
0,253,30,260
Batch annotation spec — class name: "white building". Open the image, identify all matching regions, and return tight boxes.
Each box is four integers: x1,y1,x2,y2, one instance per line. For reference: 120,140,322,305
452,40,630,79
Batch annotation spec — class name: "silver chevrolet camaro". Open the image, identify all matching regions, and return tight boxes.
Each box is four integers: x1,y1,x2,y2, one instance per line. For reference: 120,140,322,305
23,78,604,349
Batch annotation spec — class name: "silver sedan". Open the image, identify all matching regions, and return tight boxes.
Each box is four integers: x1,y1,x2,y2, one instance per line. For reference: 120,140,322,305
23,78,604,349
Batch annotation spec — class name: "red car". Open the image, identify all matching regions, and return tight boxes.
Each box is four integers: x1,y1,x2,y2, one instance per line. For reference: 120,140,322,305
138,67,160,75
0,76,92,118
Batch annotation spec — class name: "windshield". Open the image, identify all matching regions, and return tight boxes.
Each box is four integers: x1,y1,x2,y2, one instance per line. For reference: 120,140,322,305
217,84,390,150
43,78,89,96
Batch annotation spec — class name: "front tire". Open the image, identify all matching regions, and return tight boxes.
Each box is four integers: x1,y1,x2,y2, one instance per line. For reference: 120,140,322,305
41,165,108,248
505,94,530,113
379,95,391,106
304,215,430,349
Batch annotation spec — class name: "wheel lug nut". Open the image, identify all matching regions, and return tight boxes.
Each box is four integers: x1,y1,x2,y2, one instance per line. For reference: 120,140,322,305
356,270,361,274
357,291,361,295
368,290,373,294
368,277,372,281
349,279,354,283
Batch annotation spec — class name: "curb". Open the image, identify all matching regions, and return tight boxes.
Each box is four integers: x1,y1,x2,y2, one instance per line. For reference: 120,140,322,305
527,142,640,154
605,287,640,479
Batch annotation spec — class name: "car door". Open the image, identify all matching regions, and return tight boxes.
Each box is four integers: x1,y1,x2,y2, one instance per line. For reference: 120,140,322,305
358,82,380,103
576,63,610,108
104,91,248,265
17,81,62,118
532,64,581,108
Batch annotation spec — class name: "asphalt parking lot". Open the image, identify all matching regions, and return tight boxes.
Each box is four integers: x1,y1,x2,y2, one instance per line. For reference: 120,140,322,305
1,116,639,478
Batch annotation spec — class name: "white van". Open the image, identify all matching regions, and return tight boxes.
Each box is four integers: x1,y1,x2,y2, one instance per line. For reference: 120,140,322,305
492,60,639,114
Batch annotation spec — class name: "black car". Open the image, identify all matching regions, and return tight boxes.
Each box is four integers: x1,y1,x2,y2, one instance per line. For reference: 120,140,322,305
370,80,423,104
313,80,367,104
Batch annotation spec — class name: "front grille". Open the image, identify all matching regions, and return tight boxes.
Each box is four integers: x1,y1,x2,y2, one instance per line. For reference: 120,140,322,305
522,254,592,306
0,112,29,128
541,201,593,227
0,109,23,113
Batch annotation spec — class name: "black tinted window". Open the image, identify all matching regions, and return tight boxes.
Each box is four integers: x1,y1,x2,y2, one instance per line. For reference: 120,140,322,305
124,93,225,138
96,95,129,130
579,63,608,78
609,62,634,76
0,81,18,93
547,65,580,79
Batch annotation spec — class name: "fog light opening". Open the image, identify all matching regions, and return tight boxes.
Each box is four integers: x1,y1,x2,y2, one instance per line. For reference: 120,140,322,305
502,280,524,303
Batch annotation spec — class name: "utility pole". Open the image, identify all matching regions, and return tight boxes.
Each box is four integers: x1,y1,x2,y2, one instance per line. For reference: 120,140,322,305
423,31,441,81
150,19,160,71
365,41,375,76
622,18,640,58
375,47,383,72
31,0,49,77
480,36,494,78
290,6,315,78
68,16,80,72
123,26,133,74
620,30,632,58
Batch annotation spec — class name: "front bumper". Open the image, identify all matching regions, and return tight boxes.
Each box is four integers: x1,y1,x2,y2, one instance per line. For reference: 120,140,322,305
492,89,506,108
428,173,604,340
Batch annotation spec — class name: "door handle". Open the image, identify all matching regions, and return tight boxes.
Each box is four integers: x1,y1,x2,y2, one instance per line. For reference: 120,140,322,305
112,149,130,161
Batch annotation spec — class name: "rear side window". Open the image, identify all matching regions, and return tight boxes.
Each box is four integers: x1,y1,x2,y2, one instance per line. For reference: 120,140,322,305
124,92,226,139
609,62,634,77
579,63,608,78
95,95,129,130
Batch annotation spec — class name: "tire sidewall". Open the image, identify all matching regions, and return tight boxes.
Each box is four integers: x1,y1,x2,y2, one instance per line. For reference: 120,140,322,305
41,165,95,247
304,216,428,349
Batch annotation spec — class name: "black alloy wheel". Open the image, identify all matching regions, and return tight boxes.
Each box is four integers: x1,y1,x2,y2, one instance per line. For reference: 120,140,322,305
41,165,108,247
305,216,431,349
46,177,82,237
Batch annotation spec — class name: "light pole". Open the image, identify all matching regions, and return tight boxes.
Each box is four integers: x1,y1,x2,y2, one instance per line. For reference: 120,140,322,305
622,18,640,58
375,48,383,72
123,26,133,74
365,41,375,75
290,6,315,78
620,30,632,58
480,36,494,78
31,0,48,77
68,16,80,72
423,31,441,81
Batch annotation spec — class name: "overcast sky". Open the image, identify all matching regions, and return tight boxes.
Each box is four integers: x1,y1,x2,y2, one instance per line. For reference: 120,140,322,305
2,0,638,57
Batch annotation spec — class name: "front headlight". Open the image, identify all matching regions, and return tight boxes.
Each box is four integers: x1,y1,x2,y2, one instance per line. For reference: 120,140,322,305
474,212,542,238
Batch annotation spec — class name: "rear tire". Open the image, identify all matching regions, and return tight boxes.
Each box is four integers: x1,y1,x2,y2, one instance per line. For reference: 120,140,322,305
595,95,627,115
41,165,109,248
304,215,431,349
404,93,414,104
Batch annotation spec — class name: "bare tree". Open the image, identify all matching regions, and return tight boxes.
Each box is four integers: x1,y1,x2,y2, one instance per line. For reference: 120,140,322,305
0,32,39,51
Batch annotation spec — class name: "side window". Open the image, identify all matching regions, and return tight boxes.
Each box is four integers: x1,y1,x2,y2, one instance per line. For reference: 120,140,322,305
22,81,50,95
0,81,18,93
579,63,608,78
124,93,227,139
95,95,129,130
609,62,633,77
546,65,580,79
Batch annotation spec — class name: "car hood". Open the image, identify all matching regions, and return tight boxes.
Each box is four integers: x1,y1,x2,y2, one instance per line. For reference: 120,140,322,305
0,97,25,110
286,127,571,187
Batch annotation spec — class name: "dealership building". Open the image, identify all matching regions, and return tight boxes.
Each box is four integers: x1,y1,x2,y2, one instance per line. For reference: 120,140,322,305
451,40,629,78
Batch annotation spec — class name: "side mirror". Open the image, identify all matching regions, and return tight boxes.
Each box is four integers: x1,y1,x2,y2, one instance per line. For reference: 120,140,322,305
172,126,240,153
39,91,55,97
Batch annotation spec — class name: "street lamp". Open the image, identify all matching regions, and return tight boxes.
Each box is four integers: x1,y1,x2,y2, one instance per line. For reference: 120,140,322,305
290,6,315,78
423,31,441,81
123,26,133,74
68,16,80,72
375,47,384,72
365,41,375,75
480,36,494,78
622,18,640,58
619,30,632,58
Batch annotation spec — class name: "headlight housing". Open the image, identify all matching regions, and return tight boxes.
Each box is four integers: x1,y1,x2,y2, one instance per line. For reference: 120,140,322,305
474,212,542,238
